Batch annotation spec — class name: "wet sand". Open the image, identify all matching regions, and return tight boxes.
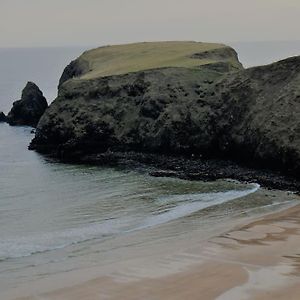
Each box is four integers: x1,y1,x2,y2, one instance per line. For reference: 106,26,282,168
5,190,300,300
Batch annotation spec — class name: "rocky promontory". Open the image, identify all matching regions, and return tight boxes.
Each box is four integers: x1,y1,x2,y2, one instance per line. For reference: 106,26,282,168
29,41,300,186
7,82,48,127
30,42,242,154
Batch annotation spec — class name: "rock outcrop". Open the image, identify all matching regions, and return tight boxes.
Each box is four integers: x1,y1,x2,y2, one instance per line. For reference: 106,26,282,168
29,41,300,178
59,59,89,88
7,82,48,127
30,67,224,155
0,112,6,122
210,56,300,175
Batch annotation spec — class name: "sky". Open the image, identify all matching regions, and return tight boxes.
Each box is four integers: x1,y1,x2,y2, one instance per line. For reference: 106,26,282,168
0,0,299,47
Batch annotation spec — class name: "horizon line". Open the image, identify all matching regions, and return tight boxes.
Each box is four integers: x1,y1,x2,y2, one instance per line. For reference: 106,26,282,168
1,39,300,49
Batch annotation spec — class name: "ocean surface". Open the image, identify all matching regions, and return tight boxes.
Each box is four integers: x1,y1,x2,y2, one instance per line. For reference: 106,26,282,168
0,42,300,292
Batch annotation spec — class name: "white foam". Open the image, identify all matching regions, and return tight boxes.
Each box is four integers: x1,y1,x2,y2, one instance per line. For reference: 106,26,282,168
0,184,259,261
0,218,130,260
136,184,260,229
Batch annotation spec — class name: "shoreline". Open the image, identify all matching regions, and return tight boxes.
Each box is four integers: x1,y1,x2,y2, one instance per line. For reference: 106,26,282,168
32,150,300,192
2,188,300,300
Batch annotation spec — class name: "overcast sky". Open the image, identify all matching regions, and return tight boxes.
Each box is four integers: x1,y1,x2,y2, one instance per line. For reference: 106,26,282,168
0,0,299,47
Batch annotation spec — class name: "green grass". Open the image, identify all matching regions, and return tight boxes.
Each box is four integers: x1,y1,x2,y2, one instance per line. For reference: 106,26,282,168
77,41,240,79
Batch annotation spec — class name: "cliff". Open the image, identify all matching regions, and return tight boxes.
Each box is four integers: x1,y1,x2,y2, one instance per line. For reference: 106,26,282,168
29,41,300,179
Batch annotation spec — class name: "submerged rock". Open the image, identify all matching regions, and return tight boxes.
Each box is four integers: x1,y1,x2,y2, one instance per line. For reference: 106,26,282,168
0,112,6,122
7,82,48,127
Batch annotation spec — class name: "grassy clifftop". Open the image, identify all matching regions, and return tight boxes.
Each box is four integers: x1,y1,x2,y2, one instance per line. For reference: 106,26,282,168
59,41,243,85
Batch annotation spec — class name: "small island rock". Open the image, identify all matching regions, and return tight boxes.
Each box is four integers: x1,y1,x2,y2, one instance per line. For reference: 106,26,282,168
0,112,6,122
7,82,48,127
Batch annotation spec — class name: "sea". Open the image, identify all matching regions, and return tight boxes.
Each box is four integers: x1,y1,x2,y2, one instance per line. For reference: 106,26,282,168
0,41,300,295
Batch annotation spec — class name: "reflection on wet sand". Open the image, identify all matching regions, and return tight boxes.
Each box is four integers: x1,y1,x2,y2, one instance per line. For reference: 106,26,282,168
10,193,300,300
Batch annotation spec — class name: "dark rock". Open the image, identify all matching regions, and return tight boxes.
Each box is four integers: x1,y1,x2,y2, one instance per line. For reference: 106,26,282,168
149,170,179,178
54,150,300,192
211,56,300,176
0,112,6,122
59,59,89,88
191,47,240,62
29,67,223,157
7,82,48,127
191,47,243,72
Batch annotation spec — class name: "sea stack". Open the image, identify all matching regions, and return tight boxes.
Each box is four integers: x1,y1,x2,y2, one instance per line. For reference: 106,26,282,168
0,112,6,122
7,82,48,127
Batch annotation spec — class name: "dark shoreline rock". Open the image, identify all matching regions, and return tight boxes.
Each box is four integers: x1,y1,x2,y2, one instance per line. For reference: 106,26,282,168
7,82,48,127
0,112,6,122
34,150,300,192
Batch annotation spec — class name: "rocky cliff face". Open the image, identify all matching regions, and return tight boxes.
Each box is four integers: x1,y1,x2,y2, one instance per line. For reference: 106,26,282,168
211,56,300,174
30,67,223,156
7,82,48,127
58,59,89,88
29,42,300,178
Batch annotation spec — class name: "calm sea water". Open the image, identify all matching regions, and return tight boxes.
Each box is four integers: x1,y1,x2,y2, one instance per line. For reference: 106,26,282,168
230,40,300,68
0,42,299,292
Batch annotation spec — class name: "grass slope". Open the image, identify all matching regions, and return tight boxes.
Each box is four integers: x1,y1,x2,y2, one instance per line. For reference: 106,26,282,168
77,41,242,79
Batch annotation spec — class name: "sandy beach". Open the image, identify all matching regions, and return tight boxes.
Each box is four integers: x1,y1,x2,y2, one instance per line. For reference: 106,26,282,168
3,189,300,300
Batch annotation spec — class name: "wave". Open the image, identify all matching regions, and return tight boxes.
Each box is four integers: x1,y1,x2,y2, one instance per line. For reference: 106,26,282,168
0,183,259,261
137,183,260,229
0,217,129,261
